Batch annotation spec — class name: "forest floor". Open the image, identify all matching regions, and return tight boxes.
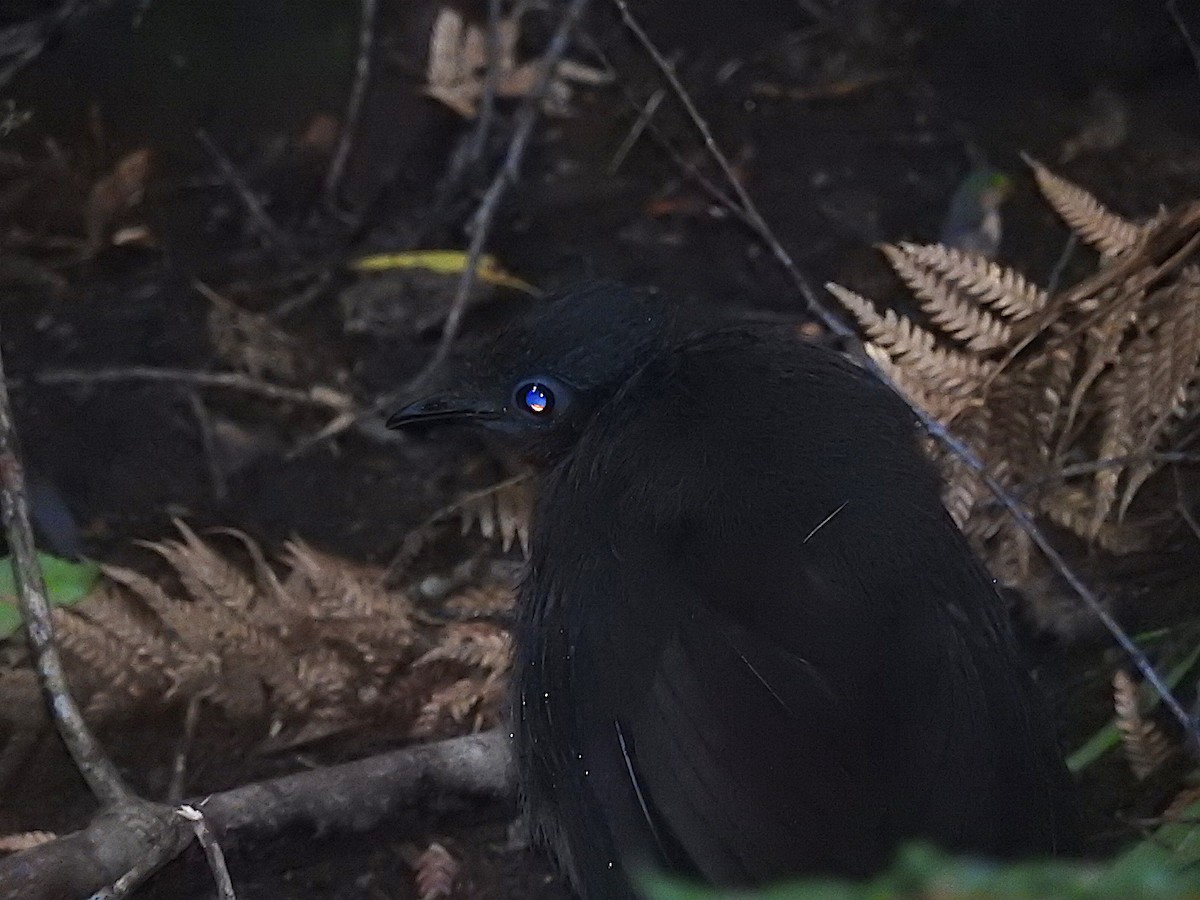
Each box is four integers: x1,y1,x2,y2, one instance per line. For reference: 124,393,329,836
2,0,1200,897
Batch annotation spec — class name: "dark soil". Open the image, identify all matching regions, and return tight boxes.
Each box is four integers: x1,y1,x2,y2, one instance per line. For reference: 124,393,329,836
2,0,1200,896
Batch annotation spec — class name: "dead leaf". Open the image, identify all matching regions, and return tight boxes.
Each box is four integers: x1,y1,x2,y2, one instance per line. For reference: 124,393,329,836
84,147,152,255
424,6,608,118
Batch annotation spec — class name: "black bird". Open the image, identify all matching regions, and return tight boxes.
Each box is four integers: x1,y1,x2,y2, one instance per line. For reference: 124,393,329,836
388,283,1078,898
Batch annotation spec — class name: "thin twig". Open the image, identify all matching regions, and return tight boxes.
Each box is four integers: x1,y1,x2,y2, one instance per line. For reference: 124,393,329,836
196,128,299,261
582,35,747,224
0,323,128,804
1174,467,1200,545
1168,0,1200,93
289,0,592,456
409,0,592,394
324,0,379,208
187,390,227,503
469,0,506,164
1052,451,1200,481
1045,232,1079,297
179,806,237,900
1,322,201,897
168,695,203,805
613,0,1200,745
28,366,354,411
270,269,334,321
0,0,85,91
608,86,665,174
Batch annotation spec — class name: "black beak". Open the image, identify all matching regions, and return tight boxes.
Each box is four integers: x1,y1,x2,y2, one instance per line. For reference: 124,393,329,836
386,396,502,429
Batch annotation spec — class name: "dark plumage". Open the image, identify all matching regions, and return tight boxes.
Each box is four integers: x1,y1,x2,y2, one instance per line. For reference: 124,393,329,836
389,282,1078,899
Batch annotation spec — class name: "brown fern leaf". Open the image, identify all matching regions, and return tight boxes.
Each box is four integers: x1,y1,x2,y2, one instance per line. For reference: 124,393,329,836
281,540,416,661
1091,281,1199,529
826,283,995,397
899,242,1048,321
862,342,967,422
415,622,511,674
1027,156,1145,257
988,366,1057,477
880,244,1013,351
102,557,285,720
137,522,258,614
51,606,173,718
443,584,516,618
1117,272,1200,518
936,408,995,527
413,841,460,900
282,541,391,619
1027,323,1078,450
1113,670,1175,780
290,644,358,715
412,676,499,738
1056,290,1140,458
1038,485,1148,553
453,474,535,556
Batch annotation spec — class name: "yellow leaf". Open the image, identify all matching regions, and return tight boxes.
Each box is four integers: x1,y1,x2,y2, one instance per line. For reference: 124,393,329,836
350,250,539,294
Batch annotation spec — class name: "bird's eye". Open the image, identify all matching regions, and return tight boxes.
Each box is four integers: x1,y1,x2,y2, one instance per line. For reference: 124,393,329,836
518,382,555,416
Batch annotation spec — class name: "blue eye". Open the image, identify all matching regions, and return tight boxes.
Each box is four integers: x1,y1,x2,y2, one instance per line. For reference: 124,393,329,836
519,382,554,415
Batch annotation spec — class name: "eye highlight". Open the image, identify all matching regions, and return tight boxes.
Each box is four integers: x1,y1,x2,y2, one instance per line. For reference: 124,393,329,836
518,382,554,415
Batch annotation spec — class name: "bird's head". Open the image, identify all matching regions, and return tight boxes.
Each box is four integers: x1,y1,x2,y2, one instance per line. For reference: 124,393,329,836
387,282,688,459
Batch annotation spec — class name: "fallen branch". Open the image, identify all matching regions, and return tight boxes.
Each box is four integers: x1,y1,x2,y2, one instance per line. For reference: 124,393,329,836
0,729,513,900
0,321,202,897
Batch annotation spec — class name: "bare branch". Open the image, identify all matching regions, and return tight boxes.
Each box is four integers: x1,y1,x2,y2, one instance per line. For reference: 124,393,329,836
27,366,354,412
196,128,299,261
0,325,126,804
290,0,593,454
0,730,514,898
324,0,380,208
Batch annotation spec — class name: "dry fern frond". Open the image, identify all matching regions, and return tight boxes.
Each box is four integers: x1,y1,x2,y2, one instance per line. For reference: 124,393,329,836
899,242,1048,320
1057,291,1139,453
1026,155,1145,257
826,283,995,396
442,584,517,618
1038,486,1148,554
412,675,506,738
453,474,535,556
412,841,460,900
139,519,258,614
827,164,1200,598
880,244,1014,351
0,518,521,769
415,622,511,674
1116,271,1200,518
1113,670,1175,780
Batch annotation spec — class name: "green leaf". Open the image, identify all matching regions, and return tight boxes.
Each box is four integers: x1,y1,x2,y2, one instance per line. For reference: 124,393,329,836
0,553,100,638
